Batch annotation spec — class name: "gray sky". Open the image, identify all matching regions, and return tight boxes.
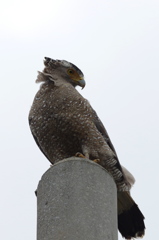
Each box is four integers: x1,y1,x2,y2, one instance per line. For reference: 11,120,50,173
1,0,159,239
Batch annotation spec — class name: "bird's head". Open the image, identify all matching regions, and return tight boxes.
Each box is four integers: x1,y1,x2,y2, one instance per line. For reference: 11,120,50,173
36,57,85,89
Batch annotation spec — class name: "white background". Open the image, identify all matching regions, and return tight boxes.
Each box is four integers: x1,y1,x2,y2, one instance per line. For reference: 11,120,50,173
1,0,159,239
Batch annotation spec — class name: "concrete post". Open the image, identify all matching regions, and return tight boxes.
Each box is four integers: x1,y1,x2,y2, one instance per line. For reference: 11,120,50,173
37,157,118,240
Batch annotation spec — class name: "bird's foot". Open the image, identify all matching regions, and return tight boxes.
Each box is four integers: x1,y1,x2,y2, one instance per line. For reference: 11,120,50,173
75,153,100,164
93,159,100,164
75,152,86,158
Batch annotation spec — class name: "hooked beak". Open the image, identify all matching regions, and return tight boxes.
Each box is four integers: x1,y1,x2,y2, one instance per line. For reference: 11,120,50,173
77,78,86,89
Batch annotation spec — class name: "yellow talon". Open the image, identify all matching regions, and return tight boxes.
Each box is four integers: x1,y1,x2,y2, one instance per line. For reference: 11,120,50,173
75,152,86,158
93,159,100,163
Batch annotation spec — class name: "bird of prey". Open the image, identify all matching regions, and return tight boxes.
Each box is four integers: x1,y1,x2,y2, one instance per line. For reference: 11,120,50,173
29,57,145,239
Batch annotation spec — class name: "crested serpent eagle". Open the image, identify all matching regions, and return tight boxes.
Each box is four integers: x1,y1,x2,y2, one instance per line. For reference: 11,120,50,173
29,57,145,239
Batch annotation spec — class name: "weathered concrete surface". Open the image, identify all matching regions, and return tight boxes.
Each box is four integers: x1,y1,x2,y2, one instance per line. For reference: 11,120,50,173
37,157,118,240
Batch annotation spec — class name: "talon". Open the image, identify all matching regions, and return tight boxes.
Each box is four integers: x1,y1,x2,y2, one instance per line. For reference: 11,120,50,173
93,159,100,163
75,152,86,158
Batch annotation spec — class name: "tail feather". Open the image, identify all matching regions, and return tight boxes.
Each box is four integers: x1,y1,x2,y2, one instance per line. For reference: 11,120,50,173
118,192,145,239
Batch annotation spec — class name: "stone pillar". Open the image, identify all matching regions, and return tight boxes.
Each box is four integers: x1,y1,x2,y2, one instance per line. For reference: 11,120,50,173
37,157,118,240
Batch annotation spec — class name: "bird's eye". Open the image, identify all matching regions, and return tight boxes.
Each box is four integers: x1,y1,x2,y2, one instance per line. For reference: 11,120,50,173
67,69,74,75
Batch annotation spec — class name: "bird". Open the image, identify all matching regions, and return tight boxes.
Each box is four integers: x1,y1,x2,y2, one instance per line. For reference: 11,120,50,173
29,57,145,239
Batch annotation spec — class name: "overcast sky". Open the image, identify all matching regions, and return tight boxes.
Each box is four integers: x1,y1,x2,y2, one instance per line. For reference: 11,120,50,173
1,0,159,239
